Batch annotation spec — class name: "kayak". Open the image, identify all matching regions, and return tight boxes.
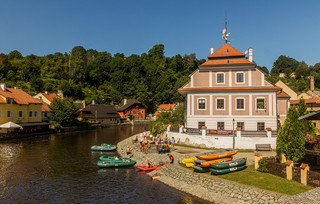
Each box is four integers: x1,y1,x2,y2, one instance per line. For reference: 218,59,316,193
97,158,136,168
200,157,233,167
137,163,170,171
196,149,238,160
182,157,197,164
91,145,117,151
99,155,121,161
193,160,207,165
211,158,247,169
210,165,247,175
185,162,195,167
192,165,210,173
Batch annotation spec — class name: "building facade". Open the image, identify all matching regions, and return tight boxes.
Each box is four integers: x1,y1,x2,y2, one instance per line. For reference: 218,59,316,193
116,99,146,120
178,43,282,131
79,104,120,125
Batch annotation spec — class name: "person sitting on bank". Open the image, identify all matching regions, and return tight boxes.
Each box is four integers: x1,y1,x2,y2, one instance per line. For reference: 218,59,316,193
159,145,165,154
168,153,174,164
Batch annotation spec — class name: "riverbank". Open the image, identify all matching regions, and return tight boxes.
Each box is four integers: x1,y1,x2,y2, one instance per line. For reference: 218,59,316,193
117,134,293,203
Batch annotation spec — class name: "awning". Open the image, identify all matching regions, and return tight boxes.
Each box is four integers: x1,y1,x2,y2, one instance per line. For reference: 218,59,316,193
0,122,22,128
298,110,320,120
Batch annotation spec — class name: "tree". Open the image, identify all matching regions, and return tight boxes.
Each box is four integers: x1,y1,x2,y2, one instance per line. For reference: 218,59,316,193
49,97,80,127
7,50,23,60
271,55,299,74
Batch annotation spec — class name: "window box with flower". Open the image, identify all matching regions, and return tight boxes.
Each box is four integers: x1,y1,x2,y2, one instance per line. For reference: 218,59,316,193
305,134,318,150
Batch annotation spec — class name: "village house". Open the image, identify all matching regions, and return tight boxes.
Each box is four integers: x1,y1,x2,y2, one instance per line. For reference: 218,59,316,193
178,43,287,132
154,104,177,117
0,83,47,133
79,104,120,125
34,91,63,122
116,99,146,120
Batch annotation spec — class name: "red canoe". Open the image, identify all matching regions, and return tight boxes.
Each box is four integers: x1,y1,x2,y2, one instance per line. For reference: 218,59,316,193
137,163,170,171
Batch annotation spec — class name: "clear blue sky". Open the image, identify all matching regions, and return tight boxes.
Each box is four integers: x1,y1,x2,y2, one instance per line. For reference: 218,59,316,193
1,0,320,71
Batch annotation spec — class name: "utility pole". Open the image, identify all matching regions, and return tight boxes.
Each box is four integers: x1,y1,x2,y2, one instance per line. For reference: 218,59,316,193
232,118,235,149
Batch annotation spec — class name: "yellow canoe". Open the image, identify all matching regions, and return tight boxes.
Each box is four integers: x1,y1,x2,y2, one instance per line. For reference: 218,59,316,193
200,157,233,167
185,162,195,167
182,157,197,164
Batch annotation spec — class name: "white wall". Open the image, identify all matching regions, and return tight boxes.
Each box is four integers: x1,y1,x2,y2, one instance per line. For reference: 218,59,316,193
168,132,276,149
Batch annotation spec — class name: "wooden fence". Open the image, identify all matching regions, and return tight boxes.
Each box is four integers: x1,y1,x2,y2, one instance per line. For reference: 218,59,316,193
308,170,320,187
265,157,286,178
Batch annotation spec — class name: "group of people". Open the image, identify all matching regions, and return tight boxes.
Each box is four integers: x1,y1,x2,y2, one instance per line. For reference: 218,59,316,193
157,135,175,154
135,140,152,153
147,153,174,168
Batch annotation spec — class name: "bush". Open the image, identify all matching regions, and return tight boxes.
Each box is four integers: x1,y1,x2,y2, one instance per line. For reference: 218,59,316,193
257,158,269,173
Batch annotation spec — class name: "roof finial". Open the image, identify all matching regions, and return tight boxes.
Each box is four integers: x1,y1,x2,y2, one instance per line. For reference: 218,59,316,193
222,2,230,44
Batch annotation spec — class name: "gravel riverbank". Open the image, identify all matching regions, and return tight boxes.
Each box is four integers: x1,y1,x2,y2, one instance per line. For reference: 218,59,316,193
117,134,318,203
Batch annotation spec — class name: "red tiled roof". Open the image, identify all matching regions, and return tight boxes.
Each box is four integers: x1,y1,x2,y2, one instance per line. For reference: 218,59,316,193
157,104,175,111
290,98,320,105
277,90,290,98
35,98,50,112
41,92,61,102
0,87,42,104
201,58,253,66
207,43,245,59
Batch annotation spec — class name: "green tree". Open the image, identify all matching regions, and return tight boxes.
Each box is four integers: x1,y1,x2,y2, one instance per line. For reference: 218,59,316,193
49,97,80,127
271,55,299,74
7,50,23,60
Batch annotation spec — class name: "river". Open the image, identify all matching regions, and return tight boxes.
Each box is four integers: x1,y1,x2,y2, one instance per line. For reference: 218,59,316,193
0,125,207,203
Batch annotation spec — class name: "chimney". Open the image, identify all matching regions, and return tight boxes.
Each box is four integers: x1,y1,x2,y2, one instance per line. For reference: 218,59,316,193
248,47,253,62
45,91,48,94
124,99,127,105
57,90,63,98
310,76,315,91
210,47,214,54
92,100,95,105
0,83,6,91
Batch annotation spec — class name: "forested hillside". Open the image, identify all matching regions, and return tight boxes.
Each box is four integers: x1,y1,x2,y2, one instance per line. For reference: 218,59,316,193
0,45,205,113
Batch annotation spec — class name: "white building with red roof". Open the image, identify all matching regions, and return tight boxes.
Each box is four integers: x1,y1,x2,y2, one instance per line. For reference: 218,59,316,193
178,43,287,132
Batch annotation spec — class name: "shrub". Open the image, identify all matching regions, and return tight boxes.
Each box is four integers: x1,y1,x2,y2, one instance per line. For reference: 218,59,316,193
257,158,269,173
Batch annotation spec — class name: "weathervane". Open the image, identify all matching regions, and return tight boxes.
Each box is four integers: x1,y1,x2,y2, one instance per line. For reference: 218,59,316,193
221,16,230,44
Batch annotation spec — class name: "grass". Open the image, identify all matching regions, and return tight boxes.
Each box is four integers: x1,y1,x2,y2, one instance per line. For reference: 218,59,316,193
182,164,313,195
215,165,313,195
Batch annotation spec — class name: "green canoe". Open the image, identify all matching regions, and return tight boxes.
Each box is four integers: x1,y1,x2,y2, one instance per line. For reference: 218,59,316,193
210,158,247,169
97,158,136,168
101,143,114,147
210,165,247,175
192,165,210,173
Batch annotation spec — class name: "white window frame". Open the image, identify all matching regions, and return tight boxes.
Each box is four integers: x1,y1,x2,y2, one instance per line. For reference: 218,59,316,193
237,122,245,130
216,72,225,84
18,110,23,118
216,97,225,110
235,72,245,84
197,98,207,110
235,97,246,110
7,111,12,118
217,122,225,130
257,122,265,131
256,97,266,110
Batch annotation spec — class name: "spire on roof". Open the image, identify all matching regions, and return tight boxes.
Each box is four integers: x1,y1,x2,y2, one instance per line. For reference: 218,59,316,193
221,15,230,43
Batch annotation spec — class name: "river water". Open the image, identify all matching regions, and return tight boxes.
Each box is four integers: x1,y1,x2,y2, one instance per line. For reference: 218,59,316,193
0,125,207,203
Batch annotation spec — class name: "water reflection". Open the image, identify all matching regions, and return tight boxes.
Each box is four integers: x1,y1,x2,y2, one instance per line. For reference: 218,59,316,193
0,125,207,203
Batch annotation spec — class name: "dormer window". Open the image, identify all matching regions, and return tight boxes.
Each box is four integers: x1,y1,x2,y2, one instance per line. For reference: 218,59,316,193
6,99,12,104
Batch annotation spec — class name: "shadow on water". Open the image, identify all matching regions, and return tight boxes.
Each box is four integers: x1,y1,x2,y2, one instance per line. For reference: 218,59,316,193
0,125,208,203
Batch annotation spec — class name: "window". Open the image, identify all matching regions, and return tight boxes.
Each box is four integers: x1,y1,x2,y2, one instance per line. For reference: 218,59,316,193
19,111,23,118
217,73,224,84
198,99,206,110
217,122,224,130
101,120,104,123
44,112,48,117
29,111,32,117
236,72,244,83
198,122,205,129
257,122,265,131
237,122,244,130
6,98,12,104
236,98,245,110
256,98,265,110
217,98,225,110
34,111,38,117
7,111,12,118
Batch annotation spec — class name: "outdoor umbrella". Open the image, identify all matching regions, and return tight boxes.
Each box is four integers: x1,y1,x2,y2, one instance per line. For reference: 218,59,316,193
0,121,22,129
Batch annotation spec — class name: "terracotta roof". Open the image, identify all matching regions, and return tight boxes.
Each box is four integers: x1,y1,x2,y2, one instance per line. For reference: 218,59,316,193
207,43,245,59
178,87,280,92
157,104,176,111
81,104,120,119
290,98,320,105
41,92,61,102
35,99,50,112
277,90,290,98
0,87,42,105
201,58,253,66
